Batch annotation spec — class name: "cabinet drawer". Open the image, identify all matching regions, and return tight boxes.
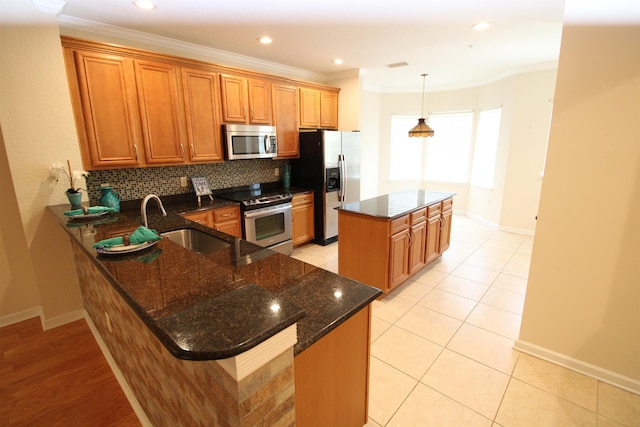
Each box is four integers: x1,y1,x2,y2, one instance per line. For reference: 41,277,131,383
427,203,442,218
292,192,313,206
442,198,453,211
212,205,239,222
410,208,427,224
390,215,410,234
181,211,212,226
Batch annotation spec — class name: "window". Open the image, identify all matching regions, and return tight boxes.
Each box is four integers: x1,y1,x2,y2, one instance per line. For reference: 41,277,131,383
424,111,473,183
390,112,473,182
389,115,423,180
470,108,502,188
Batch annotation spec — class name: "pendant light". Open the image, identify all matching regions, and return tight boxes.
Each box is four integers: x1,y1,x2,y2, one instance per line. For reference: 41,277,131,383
408,73,435,138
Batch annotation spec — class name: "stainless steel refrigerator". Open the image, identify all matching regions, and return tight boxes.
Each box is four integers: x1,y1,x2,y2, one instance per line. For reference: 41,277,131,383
291,130,361,245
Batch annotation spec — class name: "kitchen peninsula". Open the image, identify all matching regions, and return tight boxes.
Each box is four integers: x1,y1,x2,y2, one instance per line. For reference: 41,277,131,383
337,190,455,296
48,197,380,426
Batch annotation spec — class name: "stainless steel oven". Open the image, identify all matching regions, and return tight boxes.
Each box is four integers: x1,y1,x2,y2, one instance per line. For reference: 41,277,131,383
243,203,293,255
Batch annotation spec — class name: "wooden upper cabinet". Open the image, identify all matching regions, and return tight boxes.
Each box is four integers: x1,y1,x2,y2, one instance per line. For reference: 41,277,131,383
220,74,272,124
61,37,340,170
320,91,338,129
134,60,186,165
272,84,299,158
219,74,247,123
299,87,339,129
299,87,321,128
69,50,143,169
247,79,272,124
181,68,224,162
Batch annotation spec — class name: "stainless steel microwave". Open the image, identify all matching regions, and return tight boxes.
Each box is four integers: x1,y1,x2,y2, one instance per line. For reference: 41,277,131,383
224,124,277,160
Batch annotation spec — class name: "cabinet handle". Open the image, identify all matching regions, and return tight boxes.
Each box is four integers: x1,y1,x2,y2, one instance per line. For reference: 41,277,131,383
180,144,185,159
243,106,247,119
191,143,195,157
133,144,139,161
222,213,231,217
250,107,254,120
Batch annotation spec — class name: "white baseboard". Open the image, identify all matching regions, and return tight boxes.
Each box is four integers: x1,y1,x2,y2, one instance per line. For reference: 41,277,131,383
466,212,499,229
0,306,44,329
514,339,640,395
83,312,152,426
42,309,86,330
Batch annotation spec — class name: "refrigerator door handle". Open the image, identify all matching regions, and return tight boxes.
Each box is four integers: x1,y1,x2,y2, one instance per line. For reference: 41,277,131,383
338,154,346,202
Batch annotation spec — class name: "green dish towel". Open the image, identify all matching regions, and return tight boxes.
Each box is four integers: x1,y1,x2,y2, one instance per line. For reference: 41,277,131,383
64,206,117,216
93,226,162,249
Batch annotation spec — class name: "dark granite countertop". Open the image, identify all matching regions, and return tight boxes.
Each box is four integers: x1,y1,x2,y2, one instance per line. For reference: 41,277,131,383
337,190,456,219
48,194,380,361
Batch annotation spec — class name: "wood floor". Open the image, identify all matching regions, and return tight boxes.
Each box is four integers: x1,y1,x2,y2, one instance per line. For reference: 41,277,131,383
0,317,140,426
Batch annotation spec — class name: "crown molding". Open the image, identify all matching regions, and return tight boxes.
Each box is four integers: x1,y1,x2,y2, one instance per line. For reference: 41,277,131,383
363,61,558,93
57,15,327,83
31,0,66,15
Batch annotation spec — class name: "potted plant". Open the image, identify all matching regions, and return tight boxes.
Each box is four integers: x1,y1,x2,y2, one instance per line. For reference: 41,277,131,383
50,160,89,208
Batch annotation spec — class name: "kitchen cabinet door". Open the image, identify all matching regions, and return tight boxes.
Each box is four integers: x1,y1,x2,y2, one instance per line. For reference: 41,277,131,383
389,229,410,290
181,68,224,162
408,219,427,276
439,199,453,254
220,74,247,123
299,87,321,128
272,84,300,158
134,60,185,164
292,192,314,245
69,50,143,169
247,79,272,124
320,90,338,129
425,208,442,264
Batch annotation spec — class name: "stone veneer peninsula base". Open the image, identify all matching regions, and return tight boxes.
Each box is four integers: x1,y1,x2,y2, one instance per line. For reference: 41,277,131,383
72,242,296,426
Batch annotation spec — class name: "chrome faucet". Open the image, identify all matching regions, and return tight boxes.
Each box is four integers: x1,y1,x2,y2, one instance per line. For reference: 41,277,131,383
141,194,167,228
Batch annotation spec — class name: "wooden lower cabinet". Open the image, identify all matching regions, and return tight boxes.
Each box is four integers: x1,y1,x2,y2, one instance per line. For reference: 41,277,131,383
295,305,371,427
180,205,242,238
339,198,453,295
439,198,453,254
292,191,314,245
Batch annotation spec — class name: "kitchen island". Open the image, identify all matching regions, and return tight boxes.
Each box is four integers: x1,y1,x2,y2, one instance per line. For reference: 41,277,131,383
48,196,380,427
337,190,455,296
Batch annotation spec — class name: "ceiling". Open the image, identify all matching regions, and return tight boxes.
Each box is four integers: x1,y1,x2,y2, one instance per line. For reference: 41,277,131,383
47,1,570,91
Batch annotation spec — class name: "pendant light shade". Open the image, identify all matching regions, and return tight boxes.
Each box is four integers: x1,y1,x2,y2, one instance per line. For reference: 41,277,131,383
409,73,434,138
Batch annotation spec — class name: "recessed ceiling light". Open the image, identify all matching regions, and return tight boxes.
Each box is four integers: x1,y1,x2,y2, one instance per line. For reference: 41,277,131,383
472,22,492,31
333,58,343,65
133,0,157,10
258,36,272,45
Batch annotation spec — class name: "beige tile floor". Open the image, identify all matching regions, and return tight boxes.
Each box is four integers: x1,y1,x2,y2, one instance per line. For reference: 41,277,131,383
291,214,640,427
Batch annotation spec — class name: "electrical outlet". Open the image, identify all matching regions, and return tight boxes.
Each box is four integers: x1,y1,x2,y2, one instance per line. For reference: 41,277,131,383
275,168,280,177
180,176,188,187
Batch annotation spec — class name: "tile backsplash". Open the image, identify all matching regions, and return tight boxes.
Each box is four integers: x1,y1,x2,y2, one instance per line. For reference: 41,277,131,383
86,159,289,203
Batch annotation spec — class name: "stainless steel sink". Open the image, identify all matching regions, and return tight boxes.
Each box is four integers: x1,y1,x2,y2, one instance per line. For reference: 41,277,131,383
161,228,230,254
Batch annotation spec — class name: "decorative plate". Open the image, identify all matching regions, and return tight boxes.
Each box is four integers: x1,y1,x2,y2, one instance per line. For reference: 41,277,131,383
95,240,158,255
67,211,110,220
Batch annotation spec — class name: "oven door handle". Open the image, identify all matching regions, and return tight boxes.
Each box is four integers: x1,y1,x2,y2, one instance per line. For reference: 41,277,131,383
243,203,292,218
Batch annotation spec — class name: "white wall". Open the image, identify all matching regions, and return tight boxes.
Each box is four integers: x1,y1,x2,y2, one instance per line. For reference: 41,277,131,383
0,0,85,323
517,24,640,390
